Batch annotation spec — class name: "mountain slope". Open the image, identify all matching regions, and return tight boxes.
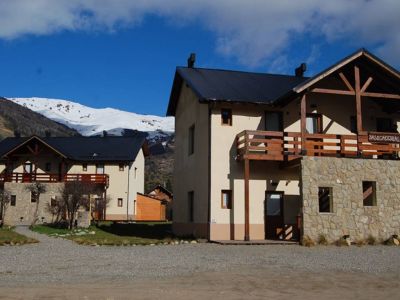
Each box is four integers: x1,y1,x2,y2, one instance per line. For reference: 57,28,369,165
0,98,79,139
9,97,174,138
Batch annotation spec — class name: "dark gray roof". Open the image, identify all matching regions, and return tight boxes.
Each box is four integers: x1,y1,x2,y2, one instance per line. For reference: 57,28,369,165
0,132,148,162
167,67,308,116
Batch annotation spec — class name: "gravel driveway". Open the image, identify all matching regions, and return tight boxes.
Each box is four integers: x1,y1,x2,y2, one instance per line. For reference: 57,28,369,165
0,226,399,299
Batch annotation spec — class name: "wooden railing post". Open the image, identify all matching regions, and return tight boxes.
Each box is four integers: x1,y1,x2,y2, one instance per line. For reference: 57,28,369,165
300,94,307,155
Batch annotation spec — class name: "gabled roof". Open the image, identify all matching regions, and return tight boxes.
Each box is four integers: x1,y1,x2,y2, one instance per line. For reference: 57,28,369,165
0,132,148,162
167,68,308,116
166,48,400,116
151,185,173,198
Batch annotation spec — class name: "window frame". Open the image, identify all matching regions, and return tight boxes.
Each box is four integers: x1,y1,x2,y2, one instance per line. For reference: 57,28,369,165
10,195,16,206
117,198,123,207
221,108,232,126
188,124,195,155
318,187,333,213
362,181,377,207
306,113,323,134
221,190,232,209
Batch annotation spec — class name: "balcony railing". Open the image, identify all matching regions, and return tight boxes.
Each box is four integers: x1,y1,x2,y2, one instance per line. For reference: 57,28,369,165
236,130,400,161
0,173,109,186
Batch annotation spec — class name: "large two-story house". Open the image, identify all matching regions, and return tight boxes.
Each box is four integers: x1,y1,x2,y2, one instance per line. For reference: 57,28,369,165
0,132,148,226
167,49,400,243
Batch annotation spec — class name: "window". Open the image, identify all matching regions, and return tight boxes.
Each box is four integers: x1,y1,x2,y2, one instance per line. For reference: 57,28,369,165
221,190,232,209
24,162,32,173
50,196,57,207
188,125,195,155
376,117,394,132
96,164,105,174
265,111,283,131
350,116,357,133
10,195,16,206
117,198,123,207
31,191,38,203
306,114,322,134
221,108,232,126
188,191,194,222
45,162,51,172
119,163,124,171
82,164,87,171
363,181,377,206
318,187,332,213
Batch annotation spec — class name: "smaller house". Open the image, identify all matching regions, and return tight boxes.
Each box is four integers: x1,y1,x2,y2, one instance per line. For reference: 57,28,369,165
135,185,173,221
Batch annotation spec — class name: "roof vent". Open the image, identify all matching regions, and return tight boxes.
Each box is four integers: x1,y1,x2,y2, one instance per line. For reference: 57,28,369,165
187,53,196,68
295,63,307,77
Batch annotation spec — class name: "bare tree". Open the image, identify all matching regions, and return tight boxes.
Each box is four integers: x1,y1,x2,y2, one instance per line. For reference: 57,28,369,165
25,182,47,227
0,190,11,226
58,181,94,230
46,196,65,224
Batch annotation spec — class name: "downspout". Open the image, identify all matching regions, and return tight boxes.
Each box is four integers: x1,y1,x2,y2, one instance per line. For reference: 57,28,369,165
127,162,131,221
207,104,212,240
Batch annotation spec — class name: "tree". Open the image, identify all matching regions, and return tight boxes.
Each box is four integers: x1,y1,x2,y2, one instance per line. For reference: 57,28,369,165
0,190,11,226
25,182,47,227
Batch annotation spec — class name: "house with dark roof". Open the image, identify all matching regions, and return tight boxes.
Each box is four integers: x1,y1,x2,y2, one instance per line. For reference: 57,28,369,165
0,133,148,226
167,49,400,243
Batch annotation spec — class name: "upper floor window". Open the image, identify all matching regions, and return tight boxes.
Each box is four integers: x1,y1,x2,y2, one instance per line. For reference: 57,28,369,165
96,164,105,174
221,109,232,126
188,125,195,155
45,162,51,172
306,113,322,134
265,111,283,131
10,195,16,206
376,117,394,132
82,164,87,171
23,162,33,174
119,163,124,171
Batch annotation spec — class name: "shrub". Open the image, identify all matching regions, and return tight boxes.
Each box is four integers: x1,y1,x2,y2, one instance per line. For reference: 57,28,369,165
301,235,315,247
336,235,351,247
317,234,328,245
366,235,377,245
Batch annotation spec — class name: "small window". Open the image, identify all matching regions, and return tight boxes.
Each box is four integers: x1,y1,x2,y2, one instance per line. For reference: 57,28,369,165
188,191,194,222
188,125,195,155
10,195,16,206
318,187,332,213
221,190,232,209
82,164,87,171
31,191,38,203
221,109,232,126
50,196,57,207
117,198,123,207
119,163,124,171
45,162,51,172
350,116,357,133
363,181,377,206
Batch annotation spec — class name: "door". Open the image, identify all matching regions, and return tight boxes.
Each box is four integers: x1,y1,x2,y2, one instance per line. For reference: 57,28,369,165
23,162,33,182
265,192,284,239
306,113,322,134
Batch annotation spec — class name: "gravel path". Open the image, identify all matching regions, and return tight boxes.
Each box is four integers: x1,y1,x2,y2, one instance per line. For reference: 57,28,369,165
0,226,399,288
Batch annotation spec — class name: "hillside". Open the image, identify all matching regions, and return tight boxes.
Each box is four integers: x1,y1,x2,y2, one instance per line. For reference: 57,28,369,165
9,97,174,140
0,98,79,139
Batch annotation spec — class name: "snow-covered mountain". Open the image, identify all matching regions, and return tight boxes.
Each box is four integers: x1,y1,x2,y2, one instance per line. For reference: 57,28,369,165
8,97,174,140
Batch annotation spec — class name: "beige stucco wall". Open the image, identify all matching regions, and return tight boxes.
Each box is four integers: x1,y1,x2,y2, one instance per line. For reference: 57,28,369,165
301,157,400,243
172,84,210,238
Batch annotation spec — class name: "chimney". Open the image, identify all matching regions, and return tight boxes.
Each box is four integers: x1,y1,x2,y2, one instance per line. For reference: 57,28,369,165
187,53,196,68
45,130,51,137
295,63,307,77
14,130,21,138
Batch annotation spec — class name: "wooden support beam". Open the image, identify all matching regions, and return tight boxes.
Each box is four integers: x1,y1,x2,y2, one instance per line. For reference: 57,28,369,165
300,95,307,153
354,66,363,133
339,72,354,92
360,77,373,93
244,158,250,241
361,92,400,100
311,88,355,96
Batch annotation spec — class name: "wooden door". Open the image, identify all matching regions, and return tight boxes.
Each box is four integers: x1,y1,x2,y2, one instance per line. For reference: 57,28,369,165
265,192,284,240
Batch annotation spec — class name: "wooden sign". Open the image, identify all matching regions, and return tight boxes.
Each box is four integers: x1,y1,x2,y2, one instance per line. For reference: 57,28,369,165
368,132,400,143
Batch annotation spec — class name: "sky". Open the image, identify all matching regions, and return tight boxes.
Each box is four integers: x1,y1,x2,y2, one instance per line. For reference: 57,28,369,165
0,0,399,116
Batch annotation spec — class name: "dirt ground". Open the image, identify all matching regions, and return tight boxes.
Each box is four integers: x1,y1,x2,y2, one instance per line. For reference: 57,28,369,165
1,266,399,300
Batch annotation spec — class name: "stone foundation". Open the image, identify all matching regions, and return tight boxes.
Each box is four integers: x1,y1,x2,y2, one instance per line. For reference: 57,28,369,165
301,157,400,243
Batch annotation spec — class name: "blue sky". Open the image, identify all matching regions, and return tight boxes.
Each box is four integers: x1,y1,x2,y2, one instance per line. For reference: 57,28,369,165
0,1,399,116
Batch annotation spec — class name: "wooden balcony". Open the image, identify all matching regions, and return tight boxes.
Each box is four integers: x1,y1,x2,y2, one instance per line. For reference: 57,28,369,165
0,173,109,186
236,130,400,161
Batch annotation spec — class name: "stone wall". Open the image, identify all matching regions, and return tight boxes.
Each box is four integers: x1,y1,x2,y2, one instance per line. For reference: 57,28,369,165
301,157,400,243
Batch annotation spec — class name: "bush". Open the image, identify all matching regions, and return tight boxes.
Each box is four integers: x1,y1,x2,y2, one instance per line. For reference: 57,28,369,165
301,235,315,247
317,234,328,245
366,235,377,245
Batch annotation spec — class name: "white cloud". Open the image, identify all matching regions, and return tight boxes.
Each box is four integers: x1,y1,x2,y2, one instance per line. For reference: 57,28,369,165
0,0,399,68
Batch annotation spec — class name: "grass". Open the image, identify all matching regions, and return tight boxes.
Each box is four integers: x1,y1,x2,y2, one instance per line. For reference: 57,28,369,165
0,226,38,246
32,222,183,246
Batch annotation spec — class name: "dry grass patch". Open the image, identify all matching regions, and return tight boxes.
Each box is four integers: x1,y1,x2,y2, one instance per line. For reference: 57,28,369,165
0,226,38,246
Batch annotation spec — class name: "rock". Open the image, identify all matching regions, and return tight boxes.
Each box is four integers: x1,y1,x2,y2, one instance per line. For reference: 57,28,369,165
190,240,198,244
393,238,399,246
